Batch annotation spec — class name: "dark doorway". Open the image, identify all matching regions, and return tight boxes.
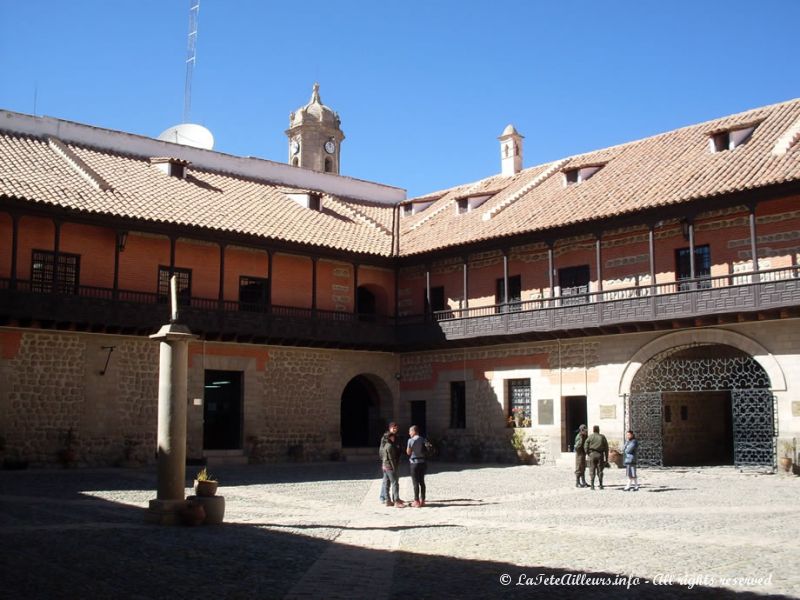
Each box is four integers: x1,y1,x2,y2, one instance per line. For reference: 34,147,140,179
495,275,521,312
357,286,376,318
341,376,382,447
558,265,590,304
662,391,733,466
203,370,242,450
410,400,427,437
562,395,587,452
676,245,711,290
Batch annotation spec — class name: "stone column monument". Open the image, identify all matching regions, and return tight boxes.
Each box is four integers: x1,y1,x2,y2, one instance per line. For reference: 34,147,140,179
146,275,197,525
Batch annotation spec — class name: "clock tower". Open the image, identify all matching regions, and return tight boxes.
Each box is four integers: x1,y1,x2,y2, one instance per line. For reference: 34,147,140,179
286,83,345,174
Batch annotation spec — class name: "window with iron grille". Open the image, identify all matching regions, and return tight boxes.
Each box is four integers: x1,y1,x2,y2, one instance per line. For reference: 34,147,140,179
450,381,466,429
30,249,80,294
239,276,269,311
507,378,531,420
157,266,192,306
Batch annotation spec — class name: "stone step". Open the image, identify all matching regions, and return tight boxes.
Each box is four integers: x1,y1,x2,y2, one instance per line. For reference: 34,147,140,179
341,447,378,462
203,449,249,467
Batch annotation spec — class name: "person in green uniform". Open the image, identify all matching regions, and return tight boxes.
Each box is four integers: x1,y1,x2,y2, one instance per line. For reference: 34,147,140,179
583,425,609,490
574,424,589,488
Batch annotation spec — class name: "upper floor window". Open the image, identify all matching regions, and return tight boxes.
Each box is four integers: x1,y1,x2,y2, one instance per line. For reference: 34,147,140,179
239,276,269,311
558,265,590,305
455,195,491,215
425,285,446,313
675,245,711,290
158,266,192,306
495,275,521,313
563,165,602,186
709,126,755,153
30,249,80,294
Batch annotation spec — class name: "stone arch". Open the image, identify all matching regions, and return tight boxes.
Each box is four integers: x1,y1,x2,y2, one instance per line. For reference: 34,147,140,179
339,373,393,447
619,328,785,396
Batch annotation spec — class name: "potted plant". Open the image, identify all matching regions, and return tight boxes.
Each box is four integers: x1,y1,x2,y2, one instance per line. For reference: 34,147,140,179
194,467,218,497
510,407,527,428
510,429,538,465
189,467,225,525
779,441,794,473
608,439,622,467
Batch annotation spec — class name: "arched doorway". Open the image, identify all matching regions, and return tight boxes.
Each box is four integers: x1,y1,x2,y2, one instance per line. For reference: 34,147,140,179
340,375,387,447
626,343,775,468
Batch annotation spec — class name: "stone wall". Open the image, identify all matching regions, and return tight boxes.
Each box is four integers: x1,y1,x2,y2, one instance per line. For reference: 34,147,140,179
0,329,398,467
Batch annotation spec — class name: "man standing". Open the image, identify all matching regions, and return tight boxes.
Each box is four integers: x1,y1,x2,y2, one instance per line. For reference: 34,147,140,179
379,423,401,505
574,424,589,488
583,425,608,490
406,425,427,507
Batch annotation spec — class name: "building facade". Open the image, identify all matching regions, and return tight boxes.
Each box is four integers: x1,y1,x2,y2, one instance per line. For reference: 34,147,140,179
1,90,799,468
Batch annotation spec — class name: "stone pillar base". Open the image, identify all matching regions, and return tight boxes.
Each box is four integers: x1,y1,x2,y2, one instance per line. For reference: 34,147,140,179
188,495,226,525
145,498,187,525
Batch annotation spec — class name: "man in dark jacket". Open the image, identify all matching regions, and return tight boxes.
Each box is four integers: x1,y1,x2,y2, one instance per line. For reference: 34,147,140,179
574,424,589,488
379,423,405,507
583,425,609,490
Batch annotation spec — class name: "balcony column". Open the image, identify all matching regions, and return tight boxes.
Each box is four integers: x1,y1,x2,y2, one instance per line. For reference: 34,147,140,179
687,220,696,281
462,257,469,313
547,243,555,302
311,257,318,316
749,204,760,283
218,243,226,311
10,213,19,289
425,266,431,321
648,224,656,296
353,263,359,314
267,250,273,314
595,235,603,296
52,220,62,294
394,267,399,320
113,231,123,300
502,251,509,307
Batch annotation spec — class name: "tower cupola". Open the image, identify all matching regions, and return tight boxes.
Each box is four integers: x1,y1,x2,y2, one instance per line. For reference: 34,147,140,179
498,124,524,176
285,83,345,174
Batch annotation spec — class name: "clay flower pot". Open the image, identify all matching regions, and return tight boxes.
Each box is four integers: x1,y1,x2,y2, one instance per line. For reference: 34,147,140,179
194,479,218,497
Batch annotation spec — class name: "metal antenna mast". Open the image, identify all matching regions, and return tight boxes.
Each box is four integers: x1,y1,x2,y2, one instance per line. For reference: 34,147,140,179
183,0,200,123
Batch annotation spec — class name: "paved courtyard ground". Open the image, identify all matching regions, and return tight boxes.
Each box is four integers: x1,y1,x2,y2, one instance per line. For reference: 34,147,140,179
0,461,798,599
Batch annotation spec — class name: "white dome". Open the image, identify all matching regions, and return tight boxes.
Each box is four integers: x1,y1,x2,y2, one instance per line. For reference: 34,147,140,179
158,123,214,150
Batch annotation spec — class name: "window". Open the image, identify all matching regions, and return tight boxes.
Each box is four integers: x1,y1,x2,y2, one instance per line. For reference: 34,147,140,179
402,204,413,217
425,285,446,313
507,379,531,420
563,165,602,186
450,381,466,429
324,158,333,173
239,276,269,311
495,275,521,312
675,245,711,290
558,265,590,305
158,266,192,306
456,198,469,214
30,249,80,294
664,406,672,423
709,126,755,153
680,405,688,421
455,195,490,214
308,193,321,211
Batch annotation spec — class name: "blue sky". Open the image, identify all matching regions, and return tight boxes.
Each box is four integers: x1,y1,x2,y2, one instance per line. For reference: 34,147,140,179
1,1,799,198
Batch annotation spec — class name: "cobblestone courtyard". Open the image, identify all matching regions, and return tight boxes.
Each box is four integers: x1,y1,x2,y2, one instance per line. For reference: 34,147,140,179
1,461,798,599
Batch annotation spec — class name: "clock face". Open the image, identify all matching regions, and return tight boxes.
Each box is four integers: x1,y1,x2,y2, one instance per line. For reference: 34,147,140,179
324,140,336,154
290,140,300,155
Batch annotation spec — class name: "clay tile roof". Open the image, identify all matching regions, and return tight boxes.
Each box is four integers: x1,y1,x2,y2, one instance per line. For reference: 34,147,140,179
399,98,800,256
0,133,396,256
2,98,800,259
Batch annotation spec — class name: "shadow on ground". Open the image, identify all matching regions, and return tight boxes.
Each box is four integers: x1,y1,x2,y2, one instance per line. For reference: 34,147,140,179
0,466,791,600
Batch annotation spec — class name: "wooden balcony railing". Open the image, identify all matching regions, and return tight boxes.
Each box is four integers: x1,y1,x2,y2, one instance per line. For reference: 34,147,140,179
1,266,799,349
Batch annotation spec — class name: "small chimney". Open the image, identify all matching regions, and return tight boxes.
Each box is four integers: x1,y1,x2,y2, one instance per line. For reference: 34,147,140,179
498,124,523,176
150,157,190,179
